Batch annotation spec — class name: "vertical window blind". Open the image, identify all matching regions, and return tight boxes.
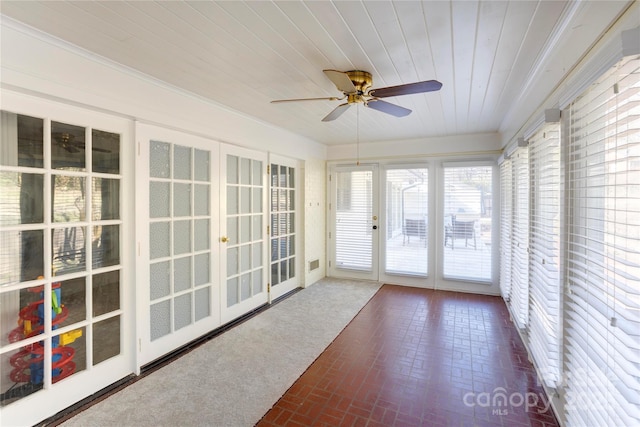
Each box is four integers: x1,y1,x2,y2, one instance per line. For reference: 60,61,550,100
508,147,530,329
564,55,640,426
499,159,513,300
528,122,562,388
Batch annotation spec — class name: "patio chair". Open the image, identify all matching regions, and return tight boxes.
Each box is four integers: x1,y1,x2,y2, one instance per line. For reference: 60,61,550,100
444,216,476,249
403,218,427,247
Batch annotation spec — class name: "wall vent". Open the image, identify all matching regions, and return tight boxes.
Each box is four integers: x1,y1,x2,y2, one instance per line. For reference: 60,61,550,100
309,259,320,271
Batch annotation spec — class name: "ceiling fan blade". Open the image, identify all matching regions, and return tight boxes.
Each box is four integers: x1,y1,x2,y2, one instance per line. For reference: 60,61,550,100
271,96,342,103
323,70,357,93
366,99,412,117
369,80,442,98
322,103,351,122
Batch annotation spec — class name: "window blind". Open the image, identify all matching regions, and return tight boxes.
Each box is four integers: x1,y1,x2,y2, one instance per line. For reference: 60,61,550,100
508,147,530,329
528,122,562,388
563,55,640,426
499,159,513,300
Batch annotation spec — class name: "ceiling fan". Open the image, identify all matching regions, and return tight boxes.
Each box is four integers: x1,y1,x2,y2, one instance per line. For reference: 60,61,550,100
52,132,111,153
271,69,442,122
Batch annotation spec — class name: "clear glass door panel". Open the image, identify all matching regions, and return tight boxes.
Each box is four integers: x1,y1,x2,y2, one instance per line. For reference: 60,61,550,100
443,165,493,281
385,168,428,276
92,178,120,221
0,230,44,285
93,316,120,365
92,270,120,316
335,169,373,271
51,122,86,171
0,172,44,226
0,112,44,168
1,113,123,408
52,226,86,276
91,130,120,174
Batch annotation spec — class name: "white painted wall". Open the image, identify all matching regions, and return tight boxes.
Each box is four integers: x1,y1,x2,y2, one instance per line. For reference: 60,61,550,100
327,132,501,161
0,18,326,162
1,17,329,289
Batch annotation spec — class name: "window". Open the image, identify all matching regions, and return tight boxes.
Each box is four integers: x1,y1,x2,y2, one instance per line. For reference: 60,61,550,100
509,147,530,329
384,167,428,276
499,159,513,299
528,121,561,387
563,56,640,426
443,164,493,281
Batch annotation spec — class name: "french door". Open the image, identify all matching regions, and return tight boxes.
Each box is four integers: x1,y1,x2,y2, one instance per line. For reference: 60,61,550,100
220,145,268,323
137,127,269,362
268,154,300,300
136,124,221,366
328,163,432,286
0,93,134,426
328,164,379,281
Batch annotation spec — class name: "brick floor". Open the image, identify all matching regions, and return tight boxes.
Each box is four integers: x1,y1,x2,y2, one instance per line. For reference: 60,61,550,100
257,284,560,427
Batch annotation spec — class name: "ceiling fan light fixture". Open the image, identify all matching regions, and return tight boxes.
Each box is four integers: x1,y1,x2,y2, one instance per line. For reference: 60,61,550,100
271,69,442,121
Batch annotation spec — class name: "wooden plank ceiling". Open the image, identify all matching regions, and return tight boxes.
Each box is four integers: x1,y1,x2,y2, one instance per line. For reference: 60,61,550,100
0,1,632,146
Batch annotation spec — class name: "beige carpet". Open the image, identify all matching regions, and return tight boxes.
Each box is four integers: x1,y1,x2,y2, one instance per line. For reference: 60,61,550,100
59,278,381,427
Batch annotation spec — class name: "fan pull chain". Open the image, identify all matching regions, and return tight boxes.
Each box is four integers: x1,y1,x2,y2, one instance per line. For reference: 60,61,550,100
356,104,360,166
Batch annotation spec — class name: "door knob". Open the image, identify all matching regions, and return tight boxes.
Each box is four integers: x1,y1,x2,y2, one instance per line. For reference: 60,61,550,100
220,236,229,243
372,225,378,230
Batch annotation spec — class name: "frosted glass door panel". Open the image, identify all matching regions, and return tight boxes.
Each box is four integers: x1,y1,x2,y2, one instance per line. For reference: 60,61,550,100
221,146,267,322
138,122,221,368
147,138,214,346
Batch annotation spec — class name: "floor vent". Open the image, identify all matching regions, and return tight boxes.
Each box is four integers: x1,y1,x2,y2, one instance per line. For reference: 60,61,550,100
309,259,320,271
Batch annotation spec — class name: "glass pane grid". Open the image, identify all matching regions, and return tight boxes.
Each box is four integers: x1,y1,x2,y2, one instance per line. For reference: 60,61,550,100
269,163,296,287
227,154,265,306
1,116,123,404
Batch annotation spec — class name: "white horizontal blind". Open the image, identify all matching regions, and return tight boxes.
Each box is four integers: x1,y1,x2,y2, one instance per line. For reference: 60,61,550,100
564,56,640,427
528,122,561,388
335,169,373,271
499,159,513,300
508,147,530,329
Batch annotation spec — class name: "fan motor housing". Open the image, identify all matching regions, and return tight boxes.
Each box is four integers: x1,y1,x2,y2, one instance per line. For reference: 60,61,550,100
346,70,372,94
